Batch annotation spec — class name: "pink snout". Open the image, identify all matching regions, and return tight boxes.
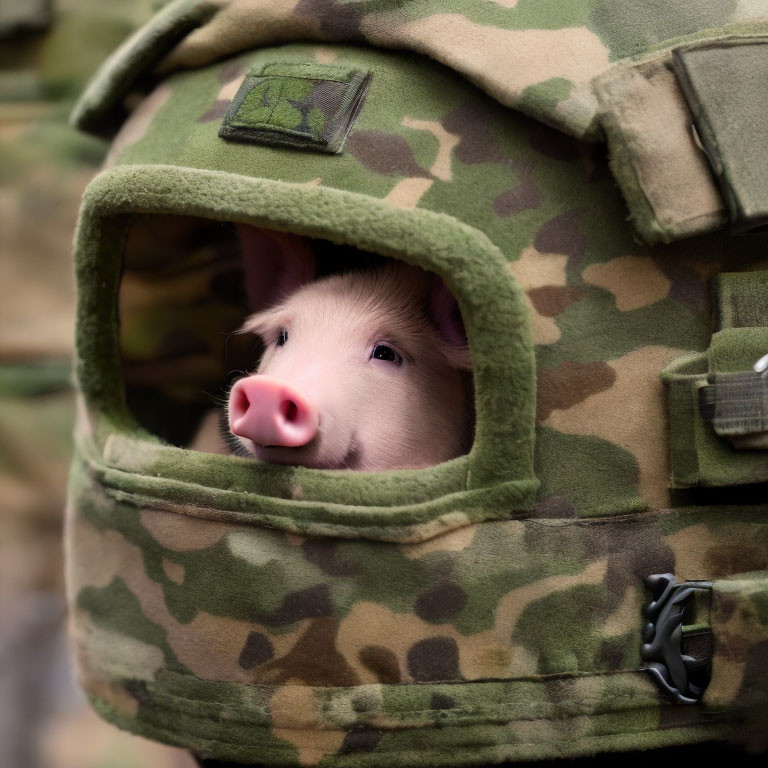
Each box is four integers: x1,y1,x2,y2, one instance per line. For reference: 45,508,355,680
229,375,318,448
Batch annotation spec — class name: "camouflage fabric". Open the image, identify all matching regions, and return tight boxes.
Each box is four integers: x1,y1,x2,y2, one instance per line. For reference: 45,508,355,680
64,4,768,766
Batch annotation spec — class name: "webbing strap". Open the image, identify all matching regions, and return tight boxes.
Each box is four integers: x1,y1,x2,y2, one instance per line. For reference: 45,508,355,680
699,273,768,443
700,371,768,436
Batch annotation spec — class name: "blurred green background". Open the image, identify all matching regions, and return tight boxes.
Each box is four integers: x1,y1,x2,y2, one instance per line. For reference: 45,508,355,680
0,1,194,765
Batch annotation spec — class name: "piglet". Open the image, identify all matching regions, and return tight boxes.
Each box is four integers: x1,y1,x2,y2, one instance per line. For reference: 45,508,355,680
226,225,473,471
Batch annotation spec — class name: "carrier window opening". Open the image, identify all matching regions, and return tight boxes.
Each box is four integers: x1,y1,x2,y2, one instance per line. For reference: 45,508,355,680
119,214,476,472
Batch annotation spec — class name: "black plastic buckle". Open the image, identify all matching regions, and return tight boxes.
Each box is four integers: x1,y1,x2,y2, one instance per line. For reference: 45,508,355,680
641,573,712,704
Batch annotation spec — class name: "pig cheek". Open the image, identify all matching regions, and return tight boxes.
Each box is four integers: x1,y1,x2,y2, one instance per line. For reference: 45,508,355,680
311,374,366,463
362,363,465,469
414,364,469,463
352,367,417,469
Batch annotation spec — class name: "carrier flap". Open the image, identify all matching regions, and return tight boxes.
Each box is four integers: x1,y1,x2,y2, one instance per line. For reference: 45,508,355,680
72,0,768,150
72,1,768,244
673,40,768,235
595,36,768,244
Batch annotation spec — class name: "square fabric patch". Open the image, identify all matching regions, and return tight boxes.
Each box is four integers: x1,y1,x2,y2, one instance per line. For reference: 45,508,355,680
219,62,370,154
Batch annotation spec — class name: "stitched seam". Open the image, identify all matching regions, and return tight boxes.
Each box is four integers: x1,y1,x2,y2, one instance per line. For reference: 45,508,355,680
94,695,722,755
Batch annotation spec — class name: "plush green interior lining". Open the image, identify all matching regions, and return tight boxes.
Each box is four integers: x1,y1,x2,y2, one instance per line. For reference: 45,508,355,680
104,436,469,507
74,164,537,538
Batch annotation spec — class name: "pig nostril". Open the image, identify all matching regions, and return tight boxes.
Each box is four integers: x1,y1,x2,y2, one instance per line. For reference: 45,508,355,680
234,386,250,417
281,399,299,423
230,376,316,447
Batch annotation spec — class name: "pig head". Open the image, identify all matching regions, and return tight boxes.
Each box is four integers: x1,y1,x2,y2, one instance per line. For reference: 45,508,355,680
227,225,473,471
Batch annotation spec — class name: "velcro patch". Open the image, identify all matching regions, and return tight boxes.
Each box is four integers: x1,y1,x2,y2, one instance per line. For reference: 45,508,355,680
219,62,370,154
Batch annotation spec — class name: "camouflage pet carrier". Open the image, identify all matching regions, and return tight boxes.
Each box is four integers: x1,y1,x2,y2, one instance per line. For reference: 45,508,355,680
66,0,768,764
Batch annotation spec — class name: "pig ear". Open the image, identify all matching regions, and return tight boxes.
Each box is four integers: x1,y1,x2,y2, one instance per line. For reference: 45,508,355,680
429,274,472,370
236,223,316,312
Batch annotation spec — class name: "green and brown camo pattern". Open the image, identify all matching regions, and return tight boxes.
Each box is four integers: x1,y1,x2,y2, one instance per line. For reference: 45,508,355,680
64,6,768,765
72,0,768,247
69,469,768,763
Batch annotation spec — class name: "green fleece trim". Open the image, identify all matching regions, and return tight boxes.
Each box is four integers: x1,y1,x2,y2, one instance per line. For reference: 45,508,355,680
219,63,370,154
73,164,537,540
84,671,729,766
81,455,534,543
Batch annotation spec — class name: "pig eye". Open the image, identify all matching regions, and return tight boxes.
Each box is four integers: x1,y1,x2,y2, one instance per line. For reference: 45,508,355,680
371,344,402,365
276,329,288,347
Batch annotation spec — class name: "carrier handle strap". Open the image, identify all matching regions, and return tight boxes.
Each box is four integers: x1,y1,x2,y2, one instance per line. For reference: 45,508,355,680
672,40,768,235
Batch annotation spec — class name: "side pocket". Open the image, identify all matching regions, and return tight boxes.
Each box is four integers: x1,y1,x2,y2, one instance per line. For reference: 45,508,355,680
662,271,768,488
